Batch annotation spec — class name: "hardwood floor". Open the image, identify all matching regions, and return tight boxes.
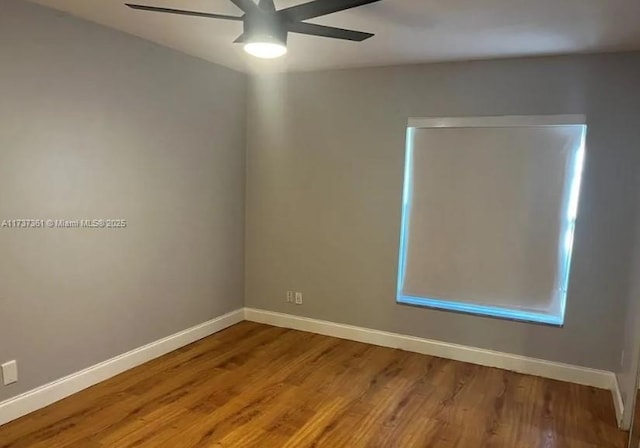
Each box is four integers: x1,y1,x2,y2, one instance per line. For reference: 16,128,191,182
0,322,627,447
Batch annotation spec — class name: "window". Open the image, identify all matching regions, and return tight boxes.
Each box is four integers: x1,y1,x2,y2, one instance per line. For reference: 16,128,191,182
396,115,587,326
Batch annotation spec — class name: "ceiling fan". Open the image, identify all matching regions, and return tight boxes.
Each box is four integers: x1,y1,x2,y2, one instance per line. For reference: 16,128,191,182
126,0,382,59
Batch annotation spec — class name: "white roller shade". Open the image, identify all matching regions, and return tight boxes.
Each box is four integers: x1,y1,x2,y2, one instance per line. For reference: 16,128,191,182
397,117,586,325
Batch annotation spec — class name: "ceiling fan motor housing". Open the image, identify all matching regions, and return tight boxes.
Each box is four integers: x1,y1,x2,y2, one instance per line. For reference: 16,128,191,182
244,12,288,45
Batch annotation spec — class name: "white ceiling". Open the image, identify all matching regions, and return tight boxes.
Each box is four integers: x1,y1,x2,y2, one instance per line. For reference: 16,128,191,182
28,0,640,73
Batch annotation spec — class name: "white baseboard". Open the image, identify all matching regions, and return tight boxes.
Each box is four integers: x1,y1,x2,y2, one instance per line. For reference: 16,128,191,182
0,308,244,427
612,377,625,429
244,308,616,391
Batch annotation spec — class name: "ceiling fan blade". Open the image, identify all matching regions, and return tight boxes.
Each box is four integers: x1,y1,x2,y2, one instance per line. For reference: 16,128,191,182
287,22,374,41
280,0,382,22
233,33,247,43
125,4,243,21
229,0,260,14
258,0,276,12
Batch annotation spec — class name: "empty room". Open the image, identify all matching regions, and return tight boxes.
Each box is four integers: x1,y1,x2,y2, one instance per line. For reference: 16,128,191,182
1,0,640,447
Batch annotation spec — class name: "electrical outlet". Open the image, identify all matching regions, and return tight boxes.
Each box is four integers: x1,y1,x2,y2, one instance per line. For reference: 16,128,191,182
286,291,294,303
295,292,303,305
1,361,18,385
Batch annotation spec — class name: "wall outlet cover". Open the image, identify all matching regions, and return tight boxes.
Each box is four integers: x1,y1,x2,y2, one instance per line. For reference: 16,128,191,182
2,360,18,385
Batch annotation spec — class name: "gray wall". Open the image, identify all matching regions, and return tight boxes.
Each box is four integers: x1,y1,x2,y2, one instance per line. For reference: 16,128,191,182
0,0,246,401
246,52,640,371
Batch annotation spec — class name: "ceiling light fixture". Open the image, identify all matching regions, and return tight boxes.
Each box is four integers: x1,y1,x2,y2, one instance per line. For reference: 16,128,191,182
244,42,288,59
242,20,289,59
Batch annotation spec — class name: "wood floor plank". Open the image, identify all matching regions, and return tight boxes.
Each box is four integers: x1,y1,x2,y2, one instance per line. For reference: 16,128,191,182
0,322,627,448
